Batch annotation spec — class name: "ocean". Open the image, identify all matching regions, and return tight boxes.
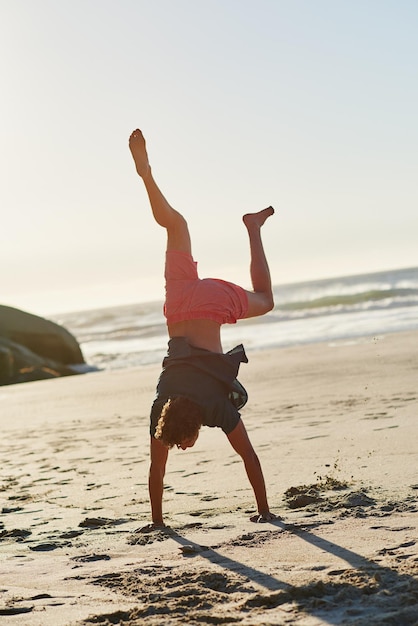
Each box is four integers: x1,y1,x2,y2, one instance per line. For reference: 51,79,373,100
52,266,418,371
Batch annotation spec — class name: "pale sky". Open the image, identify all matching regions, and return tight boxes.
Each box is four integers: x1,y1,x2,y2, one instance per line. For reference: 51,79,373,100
1,0,417,316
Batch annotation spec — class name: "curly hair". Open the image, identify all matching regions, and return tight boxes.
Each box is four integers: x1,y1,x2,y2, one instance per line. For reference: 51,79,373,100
155,396,204,448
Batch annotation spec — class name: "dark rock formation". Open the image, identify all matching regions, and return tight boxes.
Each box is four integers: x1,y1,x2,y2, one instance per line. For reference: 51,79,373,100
0,305,88,386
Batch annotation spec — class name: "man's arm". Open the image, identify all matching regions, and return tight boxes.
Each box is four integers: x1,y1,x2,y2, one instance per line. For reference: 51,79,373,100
148,436,169,526
227,419,276,521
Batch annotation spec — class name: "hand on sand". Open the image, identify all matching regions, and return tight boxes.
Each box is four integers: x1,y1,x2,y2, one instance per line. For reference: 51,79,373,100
137,522,167,533
250,512,281,524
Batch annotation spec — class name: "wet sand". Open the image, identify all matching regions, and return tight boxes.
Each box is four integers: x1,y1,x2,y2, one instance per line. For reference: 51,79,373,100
1,330,417,625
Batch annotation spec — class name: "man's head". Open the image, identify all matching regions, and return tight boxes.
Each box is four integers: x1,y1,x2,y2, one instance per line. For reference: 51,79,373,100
155,396,204,449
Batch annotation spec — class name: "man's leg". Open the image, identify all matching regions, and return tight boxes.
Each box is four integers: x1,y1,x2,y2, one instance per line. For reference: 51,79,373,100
129,130,191,253
242,207,275,318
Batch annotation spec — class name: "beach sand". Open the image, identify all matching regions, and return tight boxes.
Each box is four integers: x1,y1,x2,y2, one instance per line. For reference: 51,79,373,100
1,330,417,625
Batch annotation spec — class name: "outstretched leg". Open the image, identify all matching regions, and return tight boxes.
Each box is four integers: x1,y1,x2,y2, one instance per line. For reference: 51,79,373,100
129,130,191,253
242,207,275,318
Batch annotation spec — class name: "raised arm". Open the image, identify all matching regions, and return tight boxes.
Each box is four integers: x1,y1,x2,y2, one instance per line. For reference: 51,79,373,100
227,419,277,522
148,436,169,526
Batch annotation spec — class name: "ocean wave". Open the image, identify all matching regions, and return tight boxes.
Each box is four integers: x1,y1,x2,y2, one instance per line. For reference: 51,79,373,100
277,288,418,311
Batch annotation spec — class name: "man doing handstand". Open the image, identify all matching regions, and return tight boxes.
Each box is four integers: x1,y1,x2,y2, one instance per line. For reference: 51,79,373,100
129,129,277,527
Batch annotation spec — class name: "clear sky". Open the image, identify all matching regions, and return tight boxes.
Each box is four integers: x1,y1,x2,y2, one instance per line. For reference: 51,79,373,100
1,0,417,316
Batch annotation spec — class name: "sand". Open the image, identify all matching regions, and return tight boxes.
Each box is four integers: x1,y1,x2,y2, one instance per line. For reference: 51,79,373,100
1,330,417,625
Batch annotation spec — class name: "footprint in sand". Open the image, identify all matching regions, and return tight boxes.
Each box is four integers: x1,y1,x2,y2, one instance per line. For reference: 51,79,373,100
71,554,111,563
59,530,84,539
0,606,34,616
29,542,65,552
1,506,23,513
0,528,32,541
362,411,392,420
78,517,129,529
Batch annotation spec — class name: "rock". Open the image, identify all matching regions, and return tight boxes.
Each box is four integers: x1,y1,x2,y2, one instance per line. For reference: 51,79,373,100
0,305,83,363
0,305,90,386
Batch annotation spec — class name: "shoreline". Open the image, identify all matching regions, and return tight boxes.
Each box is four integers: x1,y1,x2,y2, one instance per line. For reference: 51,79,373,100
1,329,417,624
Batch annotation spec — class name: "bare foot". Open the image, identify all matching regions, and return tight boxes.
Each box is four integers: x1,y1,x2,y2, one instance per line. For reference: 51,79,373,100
243,206,274,230
250,511,281,523
129,129,150,178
